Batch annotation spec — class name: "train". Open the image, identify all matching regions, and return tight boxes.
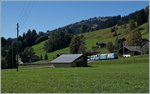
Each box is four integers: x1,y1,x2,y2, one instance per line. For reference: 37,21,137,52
87,53,118,61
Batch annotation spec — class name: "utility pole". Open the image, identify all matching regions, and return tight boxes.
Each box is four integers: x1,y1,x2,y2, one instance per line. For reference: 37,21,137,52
16,23,19,72
123,41,124,55
12,43,13,68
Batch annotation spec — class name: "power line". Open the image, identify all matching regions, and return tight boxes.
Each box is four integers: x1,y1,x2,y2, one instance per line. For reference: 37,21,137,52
22,2,34,29
18,2,26,23
20,2,30,24
18,2,34,32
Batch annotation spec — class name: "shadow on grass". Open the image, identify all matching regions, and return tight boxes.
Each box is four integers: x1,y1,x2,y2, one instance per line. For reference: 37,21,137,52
86,65,92,67
139,27,145,31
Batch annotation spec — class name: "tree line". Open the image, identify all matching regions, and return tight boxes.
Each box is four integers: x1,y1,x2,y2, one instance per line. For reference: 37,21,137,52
47,6,148,34
1,29,48,69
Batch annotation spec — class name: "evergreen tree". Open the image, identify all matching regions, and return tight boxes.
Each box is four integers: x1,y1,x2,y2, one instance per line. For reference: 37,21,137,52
69,35,81,54
26,29,32,46
129,19,136,31
32,29,38,43
44,53,48,60
137,9,146,26
1,56,9,69
1,37,6,47
4,45,16,69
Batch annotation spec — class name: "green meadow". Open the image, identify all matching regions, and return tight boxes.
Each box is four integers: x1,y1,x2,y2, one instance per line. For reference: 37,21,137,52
2,55,149,93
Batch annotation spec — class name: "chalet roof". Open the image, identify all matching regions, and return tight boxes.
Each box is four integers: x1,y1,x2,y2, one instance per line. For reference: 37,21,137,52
51,54,83,63
141,41,149,47
141,41,149,50
122,46,142,52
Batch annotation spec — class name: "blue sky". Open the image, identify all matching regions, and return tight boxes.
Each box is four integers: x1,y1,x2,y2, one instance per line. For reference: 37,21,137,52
2,1,148,38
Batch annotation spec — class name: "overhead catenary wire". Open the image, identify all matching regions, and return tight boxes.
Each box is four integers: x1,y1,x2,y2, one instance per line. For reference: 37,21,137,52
20,2,33,25
17,1,34,33
17,2,26,23
22,2,34,30
19,2,31,23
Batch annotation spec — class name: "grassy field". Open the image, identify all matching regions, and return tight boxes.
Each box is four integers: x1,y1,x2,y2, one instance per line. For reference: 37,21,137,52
32,22,148,61
2,55,149,93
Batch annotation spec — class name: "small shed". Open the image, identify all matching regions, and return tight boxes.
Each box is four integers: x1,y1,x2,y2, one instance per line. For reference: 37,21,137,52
96,42,107,48
50,54,87,68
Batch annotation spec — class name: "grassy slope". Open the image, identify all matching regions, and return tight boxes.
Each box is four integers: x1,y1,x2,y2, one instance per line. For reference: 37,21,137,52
32,41,69,61
32,22,148,61
138,22,149,39
2,55,149,93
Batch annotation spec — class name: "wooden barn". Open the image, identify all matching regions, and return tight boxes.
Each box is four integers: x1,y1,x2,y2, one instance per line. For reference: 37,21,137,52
50,54,87,68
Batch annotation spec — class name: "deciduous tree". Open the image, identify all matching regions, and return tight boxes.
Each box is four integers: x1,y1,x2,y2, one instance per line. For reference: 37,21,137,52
125,29,142,46
106,42,115,53
69,35,86,54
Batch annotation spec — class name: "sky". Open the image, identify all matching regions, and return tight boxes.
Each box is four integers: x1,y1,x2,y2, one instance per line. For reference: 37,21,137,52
2,1,149,38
